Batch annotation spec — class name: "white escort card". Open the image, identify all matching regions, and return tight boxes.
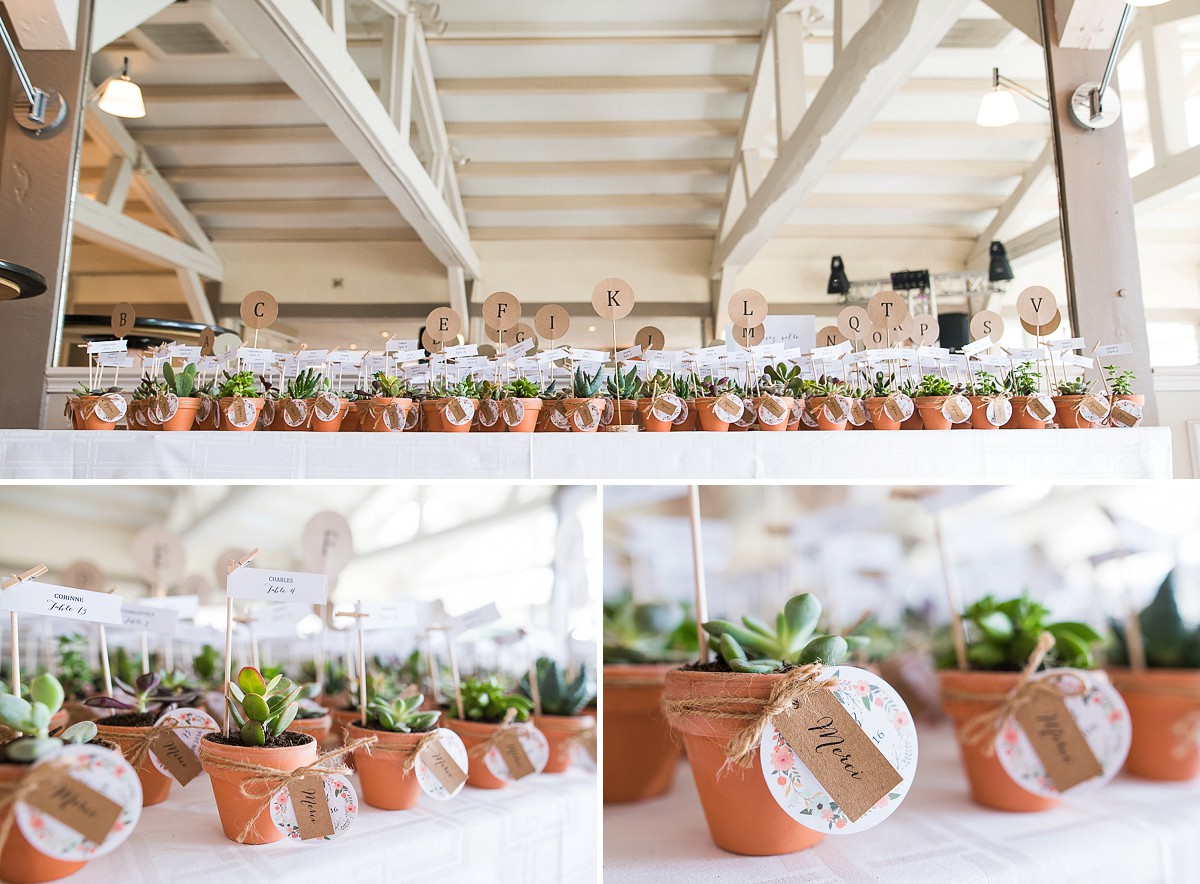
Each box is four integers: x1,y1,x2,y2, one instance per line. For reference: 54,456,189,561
445,602,501,636
0,581,123,625
225,567,328,604
118,603,178,635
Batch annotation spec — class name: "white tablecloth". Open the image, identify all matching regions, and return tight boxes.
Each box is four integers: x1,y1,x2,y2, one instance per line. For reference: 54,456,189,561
64,766,595,884
0,428,1173,479
603,724,1200,884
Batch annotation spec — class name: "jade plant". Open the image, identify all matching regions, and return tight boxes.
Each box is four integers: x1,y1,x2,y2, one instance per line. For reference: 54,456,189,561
763,363,804,398
84,672,199,715
455,676,533,724
226,666,302,746
572,366,604,398
703,592,867,673
163,363,201,398
216,370,260,399
935,593,1103,671
57,633,98,700
519,658,593,716
603,592,697,664
1110,572,1200,668
1105,366,1136,396
0,674,98,762
372,371,413,399
366,692,440,733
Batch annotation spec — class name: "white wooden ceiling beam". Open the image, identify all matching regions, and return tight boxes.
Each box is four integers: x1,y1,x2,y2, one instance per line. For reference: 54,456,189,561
982,0,1044,45
90,0,173,52
834,0,875,62
175,269,217,327
211,0,479,278
711,0,972,275
94,155,134,211
380,7,415,139
436,75,751,94
1053,0,1127,50
317,0,346,46
967,141,1054,266
4,0,78,50
73,199,224,283
774,9,808,145
422,21,764,43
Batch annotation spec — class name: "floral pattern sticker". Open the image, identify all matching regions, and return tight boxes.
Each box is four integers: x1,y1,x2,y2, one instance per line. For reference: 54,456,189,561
16,744,142,860
148,707,218,781
484,725,550,783
415,728,469,800
995,668,1131,798
270,773,357,842
759,665,918,835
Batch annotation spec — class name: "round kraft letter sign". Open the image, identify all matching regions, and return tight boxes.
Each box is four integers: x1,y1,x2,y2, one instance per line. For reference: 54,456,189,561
592,277,635,321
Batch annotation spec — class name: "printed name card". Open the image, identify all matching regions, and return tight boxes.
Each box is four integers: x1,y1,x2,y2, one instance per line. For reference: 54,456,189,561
962,337,992,357
0,582,123,625
97,351,135,368
568,347,608,363
1048,337,1085,352
226,568,328,604
355,599,418,631
237,347,275,364
118,603,178,635
614,345,642,362
86,339,128,355
1012,689,1103,792
1061,353,1095,369
445,602,501,636
443,343,478,359
1093,342,1133,357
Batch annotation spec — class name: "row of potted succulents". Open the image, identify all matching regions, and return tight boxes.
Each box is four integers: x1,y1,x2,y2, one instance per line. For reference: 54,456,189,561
67,361,1143,433
604,577,1200,857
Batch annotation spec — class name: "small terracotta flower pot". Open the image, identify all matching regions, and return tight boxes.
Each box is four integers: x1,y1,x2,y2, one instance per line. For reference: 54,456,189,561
0,762,89,883
346,722,431,809
341,401,362,432
1110,668,1200,781
915,396,952,430
198,734,317,844
331,707,359,744
158,397,201,432
537,402,567,433
444,718,509,789
217,397,264,432
637,399,674,433
503,398,542,433
433,398,479,433
95,721,174,806
865,397,901,430
1052,395,1097,429
69,397,119,431
901,411,923,430
694,398,731,432
1007,396,1048,430
663,669,824,856
1115,393,1144,407
533,714,592,773
751,396,793,432
420,400,443,432
807,397,847,432
603,664,678,803
608,399,638,430
360,397,412,433
305,398,348,432
676,400,698,432
939,670,1060,812
288,713,332,745
967,396,1000,430
562,398,603,434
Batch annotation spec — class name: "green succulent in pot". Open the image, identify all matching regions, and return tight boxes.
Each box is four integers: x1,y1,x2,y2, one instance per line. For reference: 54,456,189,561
1055,377,1092,396
606,365,640,400
934,593,1103,671
1105,366,1136,396
1109,572,1200,668
914,375,954,398
283,367,327,400
216,370,261,398
518,658,594,716
1005,362,1040,397
453,676,533,724
572,366,604,398
225,666,302,746
0,673,98,762
366,693,440,733
603,593,697,664
163,362,201,398
504,377,542,399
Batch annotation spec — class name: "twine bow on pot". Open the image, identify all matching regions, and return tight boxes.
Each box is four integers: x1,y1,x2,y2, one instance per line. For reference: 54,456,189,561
661,664,839,770
467,708,531,759
0,760,72,851
199,736,376,843
357,730,441,775
946,633,1089,756
562,723,597,763
104,719,218,770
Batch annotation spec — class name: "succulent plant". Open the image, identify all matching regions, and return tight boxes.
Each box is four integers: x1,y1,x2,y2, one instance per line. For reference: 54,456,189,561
216,370,260,398
84,671,199,715
603,593,697,664
226,666,302,746
672,373,697,399
0,674,98,762
70,383,121,397
373,371,411,398
936,593,1102,671
971,371,1003,397
284,367,326,399
193,644,223,690
1005,362,1040,397
703,592,867,674
367,692,440,733
914,375,954,398
606,365,639,399
56,633,98,700
869,371,896,398
504,377,542,399
572,366,603,398
518,658,593,716
638,370,672,400
697,377,734,398
1110,572,1200,668
763,363,804,397
300,660,349,695
162,362,200,398
1105,366,1136,396
1055,377,1092,396
455,676,533,724
132,373,166,401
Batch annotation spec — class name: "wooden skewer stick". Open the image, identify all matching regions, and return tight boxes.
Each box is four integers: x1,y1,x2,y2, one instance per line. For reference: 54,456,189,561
98,587,116,697
933,513,969,671
687,486,710,663
422,630,440,706
334,606,371,726
223,547,261,736
2,564,48,695
519,628,541,716
432,626,465,720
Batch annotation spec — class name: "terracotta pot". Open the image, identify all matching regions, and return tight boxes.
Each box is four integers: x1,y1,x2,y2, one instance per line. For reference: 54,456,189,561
48,709,69,734
676,400,698,432
504,398,542,433
288,713,332,745
901,411,923,430
1006,396,1048,430
1110,668,1200,781
360,397,412,433
537,402,566,433
939,670,1060,812
421,400,443,432
346,722,431,809
217,397,264,432
95,722,174,806
274,399,314,431
198,734,317,844
751,396,793,432
609,399,638,430
637,399,674,433
915,396,952,430
562,398,603,434
967,396,1000,430
603,664,678,803
663,669,823,855
331,707,360,744
194,401,219,431
306,397,348,432
864,397,901,431
694,398,731,432
156,397,201,431
444,718,509,789
0,763,89,883
808,397,847,432
432,398,479,433
341,401,362,432
69,396,119,431
125,400,145,431
476,401,506,433
1115,393,1144,407
532,714,592,773
1052,395,1097,429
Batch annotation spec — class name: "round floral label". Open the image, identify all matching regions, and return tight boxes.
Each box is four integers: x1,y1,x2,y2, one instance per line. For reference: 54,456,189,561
759,665,918,835
995,668,1130,798
148,707,219,782
941,394,973,424
1108,398,1143,428
1078,394,1110,424
483,725,550,783
571,400,602,431
95,393,127,424
549,404,570,430
986,396,1012,427
671,399,690,425
271,773,357,842
153,393,178,424
404,401,420,430
790,399,805,424
17,744,142,860
652,393,683,423
442,396,475,427
313,392,341,422
735,397,757,428
225,398,257,428
197,397,213,423
282,398,308,427
799,406,819,428
847,398,868,427
1025,394,1056,422
823,395,851,424
883,393,915,422
712,394,743,424
756,395,788,426
601,398,616,426
477,398,501,427
502,398,526,427
415,728,469,800
381,401,406,431
258,399,276,427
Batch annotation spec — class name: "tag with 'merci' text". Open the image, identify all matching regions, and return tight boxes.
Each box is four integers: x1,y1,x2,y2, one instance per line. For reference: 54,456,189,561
495,730,536,780
420,740,468,793
1013,691,1104,792
773,691,903,823
286,774,335,841
151,730,202,786
25,775,123,845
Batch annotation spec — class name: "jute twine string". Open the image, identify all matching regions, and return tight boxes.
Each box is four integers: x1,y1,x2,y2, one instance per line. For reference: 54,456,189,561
357,730,442,774
102,719,218,770
0,760,71,852
1108,675,1200,758
660,664,839,770
198,735,376,843
941,633,1088,756
466,708,530,759
561,724,597,763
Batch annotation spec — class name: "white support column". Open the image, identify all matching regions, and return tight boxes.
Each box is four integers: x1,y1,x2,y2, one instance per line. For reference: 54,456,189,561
447,266,469,337
318,0,346,45
380,9,416,138
774,8,807,146
95,156,135,211
175,269,217,326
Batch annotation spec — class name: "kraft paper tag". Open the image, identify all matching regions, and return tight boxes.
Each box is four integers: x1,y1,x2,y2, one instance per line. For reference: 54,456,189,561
824,397,849,423
286,774,335,841
573,403,599,431
848,398,868,426
233,398,249,425
420,740,468,793
883,397,905,422
501,398,524,425
1110,401,1141,427
1026,396,1052,421
943,396,968,423
315,394,338,420
1013,692,1104,792
495,730,536,780
25,775,123,845
773,691,903,823
714,392,743,423
97,397,121,420
762,397,786,420
283,399,305,424
151,730,202,787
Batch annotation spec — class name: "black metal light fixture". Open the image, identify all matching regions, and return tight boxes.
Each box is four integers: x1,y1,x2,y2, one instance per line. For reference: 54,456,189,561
827,256,850,296
988,241,1014,284
0,259,48,300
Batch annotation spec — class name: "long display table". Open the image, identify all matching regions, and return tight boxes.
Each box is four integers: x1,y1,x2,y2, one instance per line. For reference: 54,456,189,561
0,428,1173,480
